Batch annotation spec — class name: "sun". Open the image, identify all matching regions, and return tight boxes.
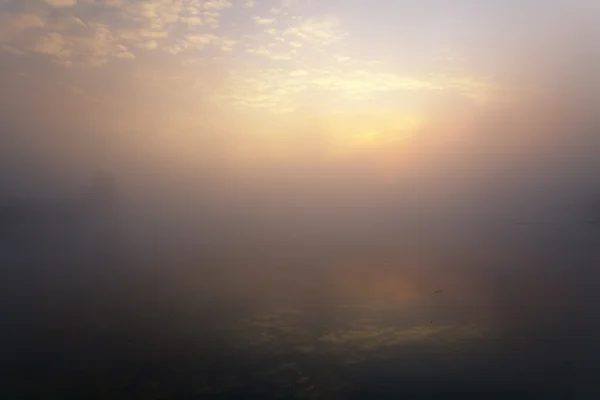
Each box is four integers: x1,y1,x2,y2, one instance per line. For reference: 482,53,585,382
327,112,426,156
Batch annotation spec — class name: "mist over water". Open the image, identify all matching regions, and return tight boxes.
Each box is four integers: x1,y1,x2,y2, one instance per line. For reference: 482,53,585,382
2,1,600,398
3,124,600,398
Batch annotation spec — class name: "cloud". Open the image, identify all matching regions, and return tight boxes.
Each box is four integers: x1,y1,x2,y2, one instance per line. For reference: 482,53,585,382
243,0,256,8
186,33,219,45
219,37,238,51
334,55,350,63
1,0,347,71
34,32,69,56
288,69,308,77
6,13,47,31
283,16,345,46
125,0,234,27
281,0,308,8
213,67,495,114
28,22,134,67
0,44,27,55
253,16,276,25
204,0,232,11
116,0,229,32
0,0,241,63
0,13,46,42
240,14,350,68
121,0,184,31
245,44,295,61
0,0,517,119
45,0,78,7
0,7,132,66
51,16,88,32
82,0,122,7
69,23,134,65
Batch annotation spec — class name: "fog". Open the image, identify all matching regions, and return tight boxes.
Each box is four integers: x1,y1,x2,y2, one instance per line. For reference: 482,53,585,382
1,1,600,398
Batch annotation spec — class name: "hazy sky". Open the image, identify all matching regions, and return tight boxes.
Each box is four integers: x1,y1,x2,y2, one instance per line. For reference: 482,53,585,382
0,0,598,199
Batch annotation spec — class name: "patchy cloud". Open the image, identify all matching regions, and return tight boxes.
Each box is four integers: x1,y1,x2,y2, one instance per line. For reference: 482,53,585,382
0,0,239,65
213,67,495,113
0,13,46,42
253,16,276,25
31,23,135,67
282,16,346,46
0,0,530,168
82,0,123,7
45,0,78,7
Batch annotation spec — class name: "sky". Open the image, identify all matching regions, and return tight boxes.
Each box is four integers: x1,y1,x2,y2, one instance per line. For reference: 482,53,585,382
1,0,598,198
0,0,599,242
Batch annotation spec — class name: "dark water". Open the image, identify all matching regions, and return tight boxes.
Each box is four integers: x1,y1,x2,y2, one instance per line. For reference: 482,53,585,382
2,216,600,399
